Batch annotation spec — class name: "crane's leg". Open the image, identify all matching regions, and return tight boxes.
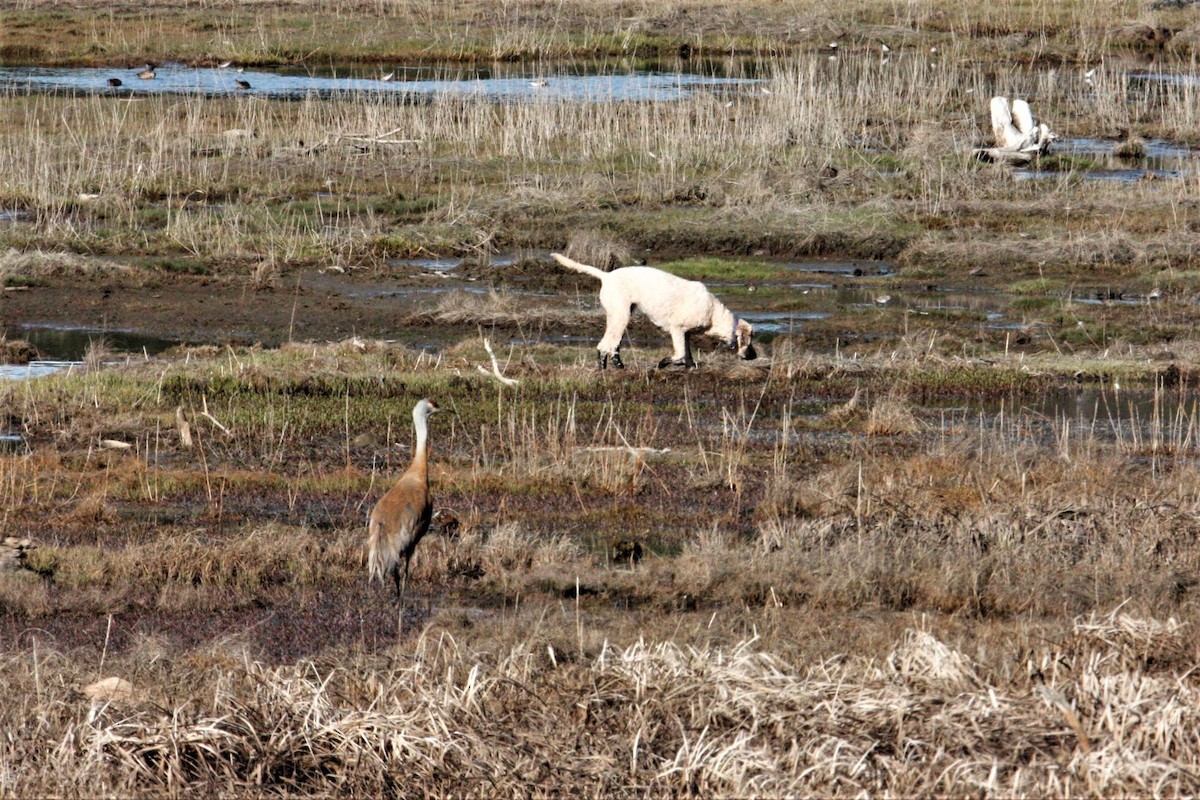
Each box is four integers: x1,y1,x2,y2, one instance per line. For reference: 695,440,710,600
398,555,411,610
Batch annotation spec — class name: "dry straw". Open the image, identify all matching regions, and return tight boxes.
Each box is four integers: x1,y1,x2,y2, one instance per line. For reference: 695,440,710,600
0,609,1188,795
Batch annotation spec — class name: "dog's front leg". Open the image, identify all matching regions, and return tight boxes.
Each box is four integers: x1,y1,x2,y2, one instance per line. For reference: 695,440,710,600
659,329,692,369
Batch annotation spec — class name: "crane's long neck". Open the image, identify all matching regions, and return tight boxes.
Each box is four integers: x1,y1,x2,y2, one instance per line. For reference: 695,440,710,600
411,410,430,481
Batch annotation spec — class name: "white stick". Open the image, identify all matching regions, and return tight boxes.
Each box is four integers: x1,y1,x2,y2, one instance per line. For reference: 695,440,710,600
200,396,232,435
477,337,519,387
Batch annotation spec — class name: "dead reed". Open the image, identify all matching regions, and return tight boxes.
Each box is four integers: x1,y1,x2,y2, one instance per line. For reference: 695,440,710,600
1,48,1198,274
3,609,1199,796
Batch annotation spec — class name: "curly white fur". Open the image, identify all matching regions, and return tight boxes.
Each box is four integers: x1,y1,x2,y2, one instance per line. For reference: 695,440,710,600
552,253,756,368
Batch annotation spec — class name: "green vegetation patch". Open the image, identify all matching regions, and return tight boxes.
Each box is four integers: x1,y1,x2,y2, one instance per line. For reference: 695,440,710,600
655,257,792,283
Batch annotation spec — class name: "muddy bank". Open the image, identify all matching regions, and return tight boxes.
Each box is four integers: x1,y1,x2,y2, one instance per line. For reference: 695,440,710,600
0,260,744,350
0,271,489,348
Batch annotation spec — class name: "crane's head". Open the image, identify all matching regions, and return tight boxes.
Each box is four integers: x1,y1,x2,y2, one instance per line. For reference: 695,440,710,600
413,398,443,423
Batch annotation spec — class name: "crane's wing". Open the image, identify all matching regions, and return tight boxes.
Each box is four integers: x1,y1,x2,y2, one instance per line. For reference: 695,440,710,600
990,96,1022,150
367,481,433,582
1011,99,1036,136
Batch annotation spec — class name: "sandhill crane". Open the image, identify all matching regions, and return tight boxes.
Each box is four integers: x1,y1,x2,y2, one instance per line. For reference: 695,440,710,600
368,398,445,607
990,96,1056,154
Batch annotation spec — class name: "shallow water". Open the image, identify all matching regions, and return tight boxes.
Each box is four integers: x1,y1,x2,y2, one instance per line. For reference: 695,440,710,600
0,359,80,382
386,252,531,272
779,259,894,277
0,324,182,381
1014,136,1194,182
739,310,831,333
932,387,1200,448
0,63,758,102
4,323,180,361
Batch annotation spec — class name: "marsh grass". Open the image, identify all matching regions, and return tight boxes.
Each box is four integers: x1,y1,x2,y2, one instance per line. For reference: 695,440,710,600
6,342,1200,792
4,610,1200,796
2,46,1200,275
8,0,1200,783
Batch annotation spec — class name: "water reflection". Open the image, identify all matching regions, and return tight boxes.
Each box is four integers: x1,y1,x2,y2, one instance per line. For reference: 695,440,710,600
0,325,182,381
739,310,830,333
934,387,1200,447
4,324,180,361
1014,136,1193,182
0,360,80,381
0,63,758,102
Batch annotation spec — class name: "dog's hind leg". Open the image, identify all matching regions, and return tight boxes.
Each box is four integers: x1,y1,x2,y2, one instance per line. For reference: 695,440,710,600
596,302,630,369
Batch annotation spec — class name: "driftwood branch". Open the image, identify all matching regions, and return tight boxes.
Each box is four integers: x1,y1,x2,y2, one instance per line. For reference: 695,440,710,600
476,337,519,387
200,396,232,435
337,126,422,145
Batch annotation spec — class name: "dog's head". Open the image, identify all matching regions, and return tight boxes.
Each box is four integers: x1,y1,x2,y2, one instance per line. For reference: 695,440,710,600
732,317,757,361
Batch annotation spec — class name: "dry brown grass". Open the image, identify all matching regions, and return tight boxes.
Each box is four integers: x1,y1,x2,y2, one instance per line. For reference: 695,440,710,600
3,609,1199,796
1,46,1198,275
4,329,1200,793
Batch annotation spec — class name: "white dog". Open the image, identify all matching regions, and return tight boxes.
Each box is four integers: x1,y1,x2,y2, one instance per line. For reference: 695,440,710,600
552,253,757,369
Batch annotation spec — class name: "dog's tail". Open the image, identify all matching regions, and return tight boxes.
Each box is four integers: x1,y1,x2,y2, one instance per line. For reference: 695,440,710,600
551,252,609,282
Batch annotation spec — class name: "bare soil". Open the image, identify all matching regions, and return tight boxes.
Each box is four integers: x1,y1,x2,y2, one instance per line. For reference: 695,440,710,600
2,269,544,347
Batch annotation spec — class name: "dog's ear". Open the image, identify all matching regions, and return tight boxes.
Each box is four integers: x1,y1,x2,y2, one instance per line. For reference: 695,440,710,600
735,319,753,345
735,319,756,360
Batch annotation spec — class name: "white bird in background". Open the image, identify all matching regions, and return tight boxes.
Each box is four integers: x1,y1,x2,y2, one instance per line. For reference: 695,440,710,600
380,71,394,82
990,96,1057,154
530,79,549,88
218,60,233,69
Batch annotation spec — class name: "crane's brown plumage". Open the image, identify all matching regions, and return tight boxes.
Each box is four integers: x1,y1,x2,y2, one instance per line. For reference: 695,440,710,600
368,398,442,606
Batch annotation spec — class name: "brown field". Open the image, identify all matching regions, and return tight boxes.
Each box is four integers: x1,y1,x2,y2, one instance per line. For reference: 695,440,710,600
5,0,1200,796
